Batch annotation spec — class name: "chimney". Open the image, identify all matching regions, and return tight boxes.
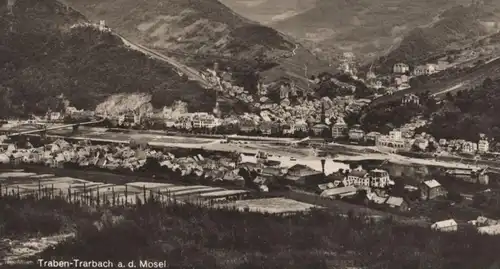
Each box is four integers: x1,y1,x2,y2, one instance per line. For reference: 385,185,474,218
321,159,326,175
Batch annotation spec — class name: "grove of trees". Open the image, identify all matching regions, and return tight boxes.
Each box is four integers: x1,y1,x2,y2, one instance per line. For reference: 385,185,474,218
2,195,500,269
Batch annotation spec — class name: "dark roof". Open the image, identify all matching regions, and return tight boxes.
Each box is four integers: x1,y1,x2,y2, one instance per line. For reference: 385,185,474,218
313,123,329,128
348,170,368,178
288,164,314,172
327,172,345,181
261,167,282,176
259,122,273,129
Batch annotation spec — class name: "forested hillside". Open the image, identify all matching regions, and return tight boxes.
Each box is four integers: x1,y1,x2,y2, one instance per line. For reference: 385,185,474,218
0,0,215,118
361,77,500,143
2,197,500,269
421,78,500,141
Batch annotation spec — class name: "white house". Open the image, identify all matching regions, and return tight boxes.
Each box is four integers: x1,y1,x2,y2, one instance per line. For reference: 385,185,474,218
478,224,500,236
402,93,420,105
461,141,478,154
369,169,394,188
345,170,369,187
343,169,393,188
431,219,458,232
366,71,377,80
389,129,402,140
413,64,438,76
478,139,489,153
393,63,410,74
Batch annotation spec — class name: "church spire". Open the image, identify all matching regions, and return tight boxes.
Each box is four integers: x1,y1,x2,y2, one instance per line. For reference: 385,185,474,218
321,102,326,124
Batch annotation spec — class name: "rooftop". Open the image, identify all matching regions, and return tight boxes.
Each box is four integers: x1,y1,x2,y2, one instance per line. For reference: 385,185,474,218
200,189,249,198
431,219,457,228
423,179,441,189
478,224,500,235
320,186,357,197
385,196,404,207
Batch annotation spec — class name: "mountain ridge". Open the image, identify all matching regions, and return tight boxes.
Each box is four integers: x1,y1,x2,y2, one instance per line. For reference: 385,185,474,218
59,0,330,89
0,0,216,117
242,0,500,63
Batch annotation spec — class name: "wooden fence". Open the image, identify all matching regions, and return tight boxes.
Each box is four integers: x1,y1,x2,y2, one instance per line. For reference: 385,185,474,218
0,182,311,217
0,182,208,208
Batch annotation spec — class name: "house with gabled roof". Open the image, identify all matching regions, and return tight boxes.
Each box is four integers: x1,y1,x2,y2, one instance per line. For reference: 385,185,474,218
385,196,409,211
420,179,446,200
285,164,324,185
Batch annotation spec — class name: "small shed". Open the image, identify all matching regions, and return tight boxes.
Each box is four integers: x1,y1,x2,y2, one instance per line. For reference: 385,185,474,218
431,219,458,232
385,196,409,211
320,186,357,199
420,179,446,200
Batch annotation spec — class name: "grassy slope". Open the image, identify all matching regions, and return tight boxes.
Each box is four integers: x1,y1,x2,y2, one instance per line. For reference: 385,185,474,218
0,0,216,117
219,0,318,24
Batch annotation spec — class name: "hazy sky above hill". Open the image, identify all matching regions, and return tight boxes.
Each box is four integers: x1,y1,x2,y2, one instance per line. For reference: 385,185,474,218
219,0,317,24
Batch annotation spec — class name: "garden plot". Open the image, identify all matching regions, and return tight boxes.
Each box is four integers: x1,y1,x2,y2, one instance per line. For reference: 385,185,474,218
38,177,91,189
107,193,147,205
70,183,113,194
93,185,141,196
125,182,174,191
171,186,225,197
0,172,37,179
2,185,37,197
200,190,249,198
157,185,208,194
10,177,92,193
29,174,55,179
219,198,319,214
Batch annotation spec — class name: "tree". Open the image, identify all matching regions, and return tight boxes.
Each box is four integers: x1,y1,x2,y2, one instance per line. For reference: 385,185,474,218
391,179,406,196
473,193,487,208
483,77,494,89
409,75,429,88
354,189,368,204
447,190,463,203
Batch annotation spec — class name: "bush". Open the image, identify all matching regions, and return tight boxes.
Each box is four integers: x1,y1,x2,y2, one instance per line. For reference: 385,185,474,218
6,198,495,269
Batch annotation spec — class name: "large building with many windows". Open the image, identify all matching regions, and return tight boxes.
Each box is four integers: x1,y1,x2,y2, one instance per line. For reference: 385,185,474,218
331,118,348,139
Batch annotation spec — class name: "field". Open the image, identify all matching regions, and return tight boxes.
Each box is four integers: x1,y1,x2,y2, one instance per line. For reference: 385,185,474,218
218,197,319,214
49,129,216,145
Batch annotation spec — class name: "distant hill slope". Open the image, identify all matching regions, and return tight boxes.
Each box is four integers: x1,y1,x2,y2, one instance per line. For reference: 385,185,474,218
268,0,500,63
219,0,317,25
60,0,330,88
0,0,215,118
61,0,292,59
377,3,500,70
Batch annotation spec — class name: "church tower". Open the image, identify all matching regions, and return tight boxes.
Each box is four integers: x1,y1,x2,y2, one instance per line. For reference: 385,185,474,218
213,101,221,117
321,102,326,124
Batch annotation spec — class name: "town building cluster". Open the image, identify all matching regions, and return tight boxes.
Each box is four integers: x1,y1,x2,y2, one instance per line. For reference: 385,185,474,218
0,139,251,187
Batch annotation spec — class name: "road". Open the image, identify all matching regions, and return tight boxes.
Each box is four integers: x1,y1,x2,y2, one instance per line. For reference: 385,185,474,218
57,0,213,90
116,33,213,89
430,83,464,97
281,189,430,226
369,57,500,107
